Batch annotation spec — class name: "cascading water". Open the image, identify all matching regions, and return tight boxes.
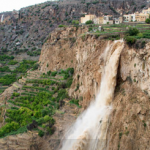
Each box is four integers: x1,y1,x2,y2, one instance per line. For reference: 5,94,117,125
60,40,124,150
1,14,4,23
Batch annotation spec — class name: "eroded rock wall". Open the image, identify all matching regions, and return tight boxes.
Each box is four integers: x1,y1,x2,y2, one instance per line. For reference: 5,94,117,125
39,27,110,108
39,27,150,149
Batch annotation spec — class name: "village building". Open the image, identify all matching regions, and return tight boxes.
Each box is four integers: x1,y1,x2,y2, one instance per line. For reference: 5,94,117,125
135,12,149,22
80,14,123,25
123,12,149,22
142,8,150,14
103,15,113,24
80,14,96,24
114,17,123,24
123,14,136,22
80,14,104,24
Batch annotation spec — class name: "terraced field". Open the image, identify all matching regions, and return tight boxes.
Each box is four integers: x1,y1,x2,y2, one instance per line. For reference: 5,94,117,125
0,67,81,138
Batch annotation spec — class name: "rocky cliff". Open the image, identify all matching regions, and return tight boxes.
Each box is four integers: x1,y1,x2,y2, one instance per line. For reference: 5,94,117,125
39,26,150,149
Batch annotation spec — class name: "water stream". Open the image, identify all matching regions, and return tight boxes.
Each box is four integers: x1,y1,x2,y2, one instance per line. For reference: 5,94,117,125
60,40,124,150
1,14,4,23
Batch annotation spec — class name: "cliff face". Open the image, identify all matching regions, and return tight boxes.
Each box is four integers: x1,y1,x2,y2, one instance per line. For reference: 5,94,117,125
39,26,106,108
39,27,150,149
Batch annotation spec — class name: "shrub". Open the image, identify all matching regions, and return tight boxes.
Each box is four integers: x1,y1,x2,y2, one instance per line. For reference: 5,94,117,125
85,20,93,25
12,92,20,97
141,41,146,48
0,66,11,72
145,18,150,24
8,60,18,65
66,78,73,88
32,64,39,71
51,71,57,76
126,27,139,36
137,33,143,38
47,71,51,76
0,55,14,61
38,130,44,137
72,20,79,25
69,99,81,108
75,83,79,91
125,36,136,45
58,24,66,28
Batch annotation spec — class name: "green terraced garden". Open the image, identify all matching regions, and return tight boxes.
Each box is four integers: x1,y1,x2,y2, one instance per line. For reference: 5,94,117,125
0,68,81,138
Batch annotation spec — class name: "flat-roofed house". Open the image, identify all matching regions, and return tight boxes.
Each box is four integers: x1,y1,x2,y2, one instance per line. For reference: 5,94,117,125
135,12,149,22
142,8,150,14
93,16,104,24
103,15,113,24
80,14,96,24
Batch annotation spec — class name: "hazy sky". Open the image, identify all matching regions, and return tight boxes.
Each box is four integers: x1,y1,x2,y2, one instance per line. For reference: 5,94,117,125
0,0,49,12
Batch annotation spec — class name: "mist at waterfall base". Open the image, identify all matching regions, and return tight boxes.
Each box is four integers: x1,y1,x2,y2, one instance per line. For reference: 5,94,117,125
60,40,124,150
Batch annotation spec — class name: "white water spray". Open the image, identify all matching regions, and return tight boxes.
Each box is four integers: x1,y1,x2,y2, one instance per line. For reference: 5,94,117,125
60,40,124,150
1,14,4,23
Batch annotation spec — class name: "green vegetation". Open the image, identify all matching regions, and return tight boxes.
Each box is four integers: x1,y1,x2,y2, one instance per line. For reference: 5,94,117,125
0,68,77,138
32,63,39,71
38,130,44,137
69,98,81,108
125,27,139,45
85,20,93,25
0,74,17,85
126,27,139,36
0,55,14,61
0,60,37,86
72,20,79,25
145,18,150,24
0,66,11,72
27,49,41,56
13,60,37,73
124,36,136,45
8,60,18,65
58,24,66,28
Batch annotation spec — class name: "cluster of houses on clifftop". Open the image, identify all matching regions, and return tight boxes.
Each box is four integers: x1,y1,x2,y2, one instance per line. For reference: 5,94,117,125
80,8,150,25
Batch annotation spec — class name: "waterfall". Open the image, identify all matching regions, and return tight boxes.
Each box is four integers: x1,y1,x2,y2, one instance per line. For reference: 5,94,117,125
1,14,4,23
60,40,124,150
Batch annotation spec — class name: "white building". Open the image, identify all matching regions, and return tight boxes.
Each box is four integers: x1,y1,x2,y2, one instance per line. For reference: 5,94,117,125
123,14,136,22
103,15,113,24
142,8,150,14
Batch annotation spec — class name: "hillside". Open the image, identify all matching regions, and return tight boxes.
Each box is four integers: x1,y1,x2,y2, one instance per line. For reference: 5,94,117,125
0,0,148,55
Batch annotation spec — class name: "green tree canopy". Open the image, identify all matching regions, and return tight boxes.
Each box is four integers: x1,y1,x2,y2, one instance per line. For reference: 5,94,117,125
85,20,94,25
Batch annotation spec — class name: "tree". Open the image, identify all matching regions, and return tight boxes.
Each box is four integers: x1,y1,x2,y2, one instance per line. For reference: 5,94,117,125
126,27,139,36
145,18,150,24
85,20,93,25
38,130,44,137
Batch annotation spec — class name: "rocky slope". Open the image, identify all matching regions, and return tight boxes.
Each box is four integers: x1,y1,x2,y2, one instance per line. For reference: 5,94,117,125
0,0,148,55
